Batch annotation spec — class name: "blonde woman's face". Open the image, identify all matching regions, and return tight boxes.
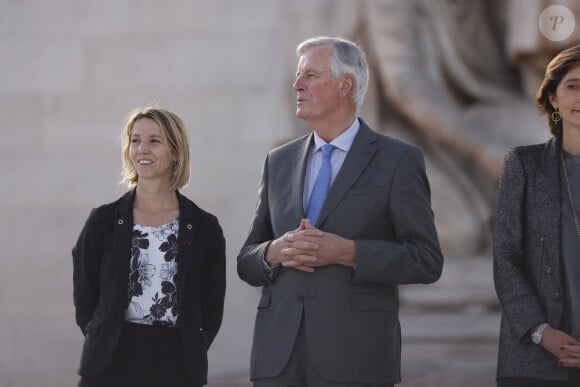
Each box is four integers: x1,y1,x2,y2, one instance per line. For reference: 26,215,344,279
129,118,174,185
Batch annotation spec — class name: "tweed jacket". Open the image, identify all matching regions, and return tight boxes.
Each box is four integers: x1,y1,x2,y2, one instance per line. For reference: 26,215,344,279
72,189,226,385
494,137,569,381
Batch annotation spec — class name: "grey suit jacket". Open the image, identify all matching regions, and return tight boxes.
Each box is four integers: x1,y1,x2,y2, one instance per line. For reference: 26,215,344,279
237,121,443,384
494,137,569,381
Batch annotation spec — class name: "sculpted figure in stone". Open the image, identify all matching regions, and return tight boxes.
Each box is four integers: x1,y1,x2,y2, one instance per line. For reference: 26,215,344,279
361,0,551,254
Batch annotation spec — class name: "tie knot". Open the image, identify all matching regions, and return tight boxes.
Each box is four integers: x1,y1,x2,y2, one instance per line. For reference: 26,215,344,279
321,144,336,159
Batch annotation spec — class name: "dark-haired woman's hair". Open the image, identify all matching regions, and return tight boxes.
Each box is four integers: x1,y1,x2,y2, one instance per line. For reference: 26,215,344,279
536,45,580,137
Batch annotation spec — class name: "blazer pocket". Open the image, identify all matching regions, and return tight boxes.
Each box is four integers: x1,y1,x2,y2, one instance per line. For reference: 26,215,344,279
84,318,102,336
257,292,271,309
84,307,103,336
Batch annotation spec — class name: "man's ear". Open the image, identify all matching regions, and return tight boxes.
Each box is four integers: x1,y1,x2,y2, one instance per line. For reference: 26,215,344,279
339,75,354,98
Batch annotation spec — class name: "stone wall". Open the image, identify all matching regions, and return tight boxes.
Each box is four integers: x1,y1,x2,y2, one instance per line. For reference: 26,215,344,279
0,1,363,385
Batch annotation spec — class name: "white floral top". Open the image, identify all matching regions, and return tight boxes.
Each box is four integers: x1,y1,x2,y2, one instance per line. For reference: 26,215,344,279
125,219,180,326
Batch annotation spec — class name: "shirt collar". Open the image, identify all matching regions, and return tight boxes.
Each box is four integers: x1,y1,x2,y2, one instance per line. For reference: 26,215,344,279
312,118,360,153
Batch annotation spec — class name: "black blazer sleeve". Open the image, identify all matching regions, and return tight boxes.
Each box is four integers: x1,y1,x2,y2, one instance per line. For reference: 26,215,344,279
72,208,103,334
200,215,226,348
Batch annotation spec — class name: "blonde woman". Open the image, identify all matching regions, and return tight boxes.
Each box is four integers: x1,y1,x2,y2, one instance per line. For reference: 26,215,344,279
73,107,225,387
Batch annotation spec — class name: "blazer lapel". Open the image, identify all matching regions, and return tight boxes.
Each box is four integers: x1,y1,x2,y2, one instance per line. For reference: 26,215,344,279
316,122,378,227
535,138,562,289
175,191,197,303
175,193,194,299
292,134,314,221
114,189,136,308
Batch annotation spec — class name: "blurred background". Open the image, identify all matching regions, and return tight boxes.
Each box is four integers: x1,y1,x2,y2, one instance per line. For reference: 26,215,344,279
1,0,579,386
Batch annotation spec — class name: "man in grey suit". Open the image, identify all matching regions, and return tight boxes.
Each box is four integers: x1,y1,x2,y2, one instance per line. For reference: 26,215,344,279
238,36,443,387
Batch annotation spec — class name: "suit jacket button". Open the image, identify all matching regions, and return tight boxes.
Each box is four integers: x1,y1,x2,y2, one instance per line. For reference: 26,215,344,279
553,292,561,301
297,296,304,303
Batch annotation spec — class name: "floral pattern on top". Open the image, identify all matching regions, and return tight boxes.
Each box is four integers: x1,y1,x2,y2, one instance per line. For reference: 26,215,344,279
125,219,180,326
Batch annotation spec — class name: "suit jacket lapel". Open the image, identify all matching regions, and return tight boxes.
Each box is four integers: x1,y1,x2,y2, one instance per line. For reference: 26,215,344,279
316,122,378,227
292,134,314,222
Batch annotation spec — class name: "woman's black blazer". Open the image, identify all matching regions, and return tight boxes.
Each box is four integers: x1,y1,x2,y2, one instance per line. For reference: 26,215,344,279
73,189,226,385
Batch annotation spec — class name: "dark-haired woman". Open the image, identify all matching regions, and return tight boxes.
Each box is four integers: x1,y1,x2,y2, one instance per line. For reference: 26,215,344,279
494,45,580,387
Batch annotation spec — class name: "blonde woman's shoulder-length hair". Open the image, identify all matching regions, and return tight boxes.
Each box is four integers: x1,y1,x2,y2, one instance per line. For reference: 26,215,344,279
120,106,191,191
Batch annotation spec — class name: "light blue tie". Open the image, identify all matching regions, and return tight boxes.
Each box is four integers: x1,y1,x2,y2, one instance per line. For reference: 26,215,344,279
306,144,336,225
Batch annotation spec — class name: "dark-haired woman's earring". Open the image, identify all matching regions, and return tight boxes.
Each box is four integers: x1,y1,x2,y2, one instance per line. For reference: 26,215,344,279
552,109,562,123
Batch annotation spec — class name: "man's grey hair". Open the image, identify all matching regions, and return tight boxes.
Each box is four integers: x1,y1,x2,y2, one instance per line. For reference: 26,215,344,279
297,36,369,112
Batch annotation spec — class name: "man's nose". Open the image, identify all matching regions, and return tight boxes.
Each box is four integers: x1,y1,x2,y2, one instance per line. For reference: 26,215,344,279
293,76,304,90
